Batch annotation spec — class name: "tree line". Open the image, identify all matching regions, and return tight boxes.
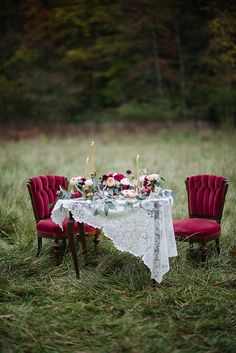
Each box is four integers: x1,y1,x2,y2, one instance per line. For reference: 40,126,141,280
0,0,236,125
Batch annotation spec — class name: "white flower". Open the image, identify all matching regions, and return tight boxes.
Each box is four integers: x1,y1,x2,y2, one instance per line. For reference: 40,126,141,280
129,180,135,188
146,174,160,181
85,179,93,186
139,175,146,183
70,177,79,185
146,174,153,181
120,178,130,186
153,174,160,181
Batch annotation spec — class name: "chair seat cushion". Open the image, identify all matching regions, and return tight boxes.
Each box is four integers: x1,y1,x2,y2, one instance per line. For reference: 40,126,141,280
36,217,96,238
173,218,221,241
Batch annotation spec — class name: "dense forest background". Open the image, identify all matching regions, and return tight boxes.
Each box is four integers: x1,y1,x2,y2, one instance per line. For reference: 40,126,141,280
1,0,236,125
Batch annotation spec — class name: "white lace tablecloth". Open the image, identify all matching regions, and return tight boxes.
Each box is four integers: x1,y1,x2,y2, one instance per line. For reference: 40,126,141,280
51,193,177,283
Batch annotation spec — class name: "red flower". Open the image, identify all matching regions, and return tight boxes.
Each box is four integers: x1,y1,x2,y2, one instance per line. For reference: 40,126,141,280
79,177,86,185
114,173,125,182
102,174,108,182
143,176,149,187
126,170,132,175
122,185,129,190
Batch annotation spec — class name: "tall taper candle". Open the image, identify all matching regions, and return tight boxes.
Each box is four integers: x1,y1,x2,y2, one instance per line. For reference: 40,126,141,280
90,141,95,174
136,154,140,189
85,157,89,178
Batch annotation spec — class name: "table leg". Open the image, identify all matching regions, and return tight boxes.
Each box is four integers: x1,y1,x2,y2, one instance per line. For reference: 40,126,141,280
67,212,80,278
78,222,88,265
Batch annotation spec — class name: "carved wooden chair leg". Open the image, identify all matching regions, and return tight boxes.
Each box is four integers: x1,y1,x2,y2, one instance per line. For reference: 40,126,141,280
67,213,80,278
215,238,220,255
53,237,61,266
94,229,101,255
36,236,43,257
200,240,207,263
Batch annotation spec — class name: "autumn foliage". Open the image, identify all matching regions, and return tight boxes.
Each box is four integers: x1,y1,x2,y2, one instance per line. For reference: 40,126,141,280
0,0,236,125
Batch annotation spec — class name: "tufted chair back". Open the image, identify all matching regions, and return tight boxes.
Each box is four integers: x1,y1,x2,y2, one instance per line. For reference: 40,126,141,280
27,175,68,222
186,175,228,223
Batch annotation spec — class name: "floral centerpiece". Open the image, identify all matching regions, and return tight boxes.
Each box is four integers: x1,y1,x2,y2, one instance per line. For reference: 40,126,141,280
67,171,165,199
54,171,167,216
68,170,138,198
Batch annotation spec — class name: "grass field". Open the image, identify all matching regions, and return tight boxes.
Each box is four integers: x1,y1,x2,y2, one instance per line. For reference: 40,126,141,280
0,129,236,353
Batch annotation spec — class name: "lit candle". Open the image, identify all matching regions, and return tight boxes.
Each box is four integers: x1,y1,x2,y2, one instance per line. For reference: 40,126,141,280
85,157,89,178
90,141,95,174
136,154,140,189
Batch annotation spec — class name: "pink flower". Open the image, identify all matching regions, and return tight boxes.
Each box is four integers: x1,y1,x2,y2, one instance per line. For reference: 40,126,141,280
121,190,129,197
70,177,78,185
105,173,125,182
85,179,93,186
141,186,152,195
107,177,115,187
127,190,138,198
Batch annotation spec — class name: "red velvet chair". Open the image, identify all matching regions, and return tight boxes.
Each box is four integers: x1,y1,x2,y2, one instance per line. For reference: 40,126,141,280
27,175,100,265
173,175,228,262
